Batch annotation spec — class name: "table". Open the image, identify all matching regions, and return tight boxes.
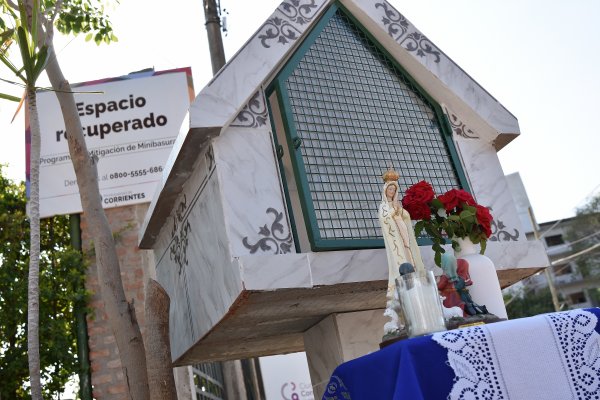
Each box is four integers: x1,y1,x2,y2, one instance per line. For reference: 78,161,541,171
322,308,600,400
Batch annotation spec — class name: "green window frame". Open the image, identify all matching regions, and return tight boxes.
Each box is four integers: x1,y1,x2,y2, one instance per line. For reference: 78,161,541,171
267,3,469,252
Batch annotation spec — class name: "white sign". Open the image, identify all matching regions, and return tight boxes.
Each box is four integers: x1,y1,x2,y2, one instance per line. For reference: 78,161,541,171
260,352,315,400
33,68,192,218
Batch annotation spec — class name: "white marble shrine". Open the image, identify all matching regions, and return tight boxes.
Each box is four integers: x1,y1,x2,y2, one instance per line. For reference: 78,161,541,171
139,0,548,396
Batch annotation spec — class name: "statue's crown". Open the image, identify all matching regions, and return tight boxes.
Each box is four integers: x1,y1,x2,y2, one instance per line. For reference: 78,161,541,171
382,168,400,182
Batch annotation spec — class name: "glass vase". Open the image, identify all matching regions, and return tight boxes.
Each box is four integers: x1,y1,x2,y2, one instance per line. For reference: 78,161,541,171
395,270,446,337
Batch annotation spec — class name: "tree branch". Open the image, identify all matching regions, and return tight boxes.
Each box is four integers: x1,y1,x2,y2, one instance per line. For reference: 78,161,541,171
6,0,18,11
50,0,63,25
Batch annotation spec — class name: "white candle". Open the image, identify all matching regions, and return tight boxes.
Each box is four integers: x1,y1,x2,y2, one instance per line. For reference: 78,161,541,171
398,272,446,337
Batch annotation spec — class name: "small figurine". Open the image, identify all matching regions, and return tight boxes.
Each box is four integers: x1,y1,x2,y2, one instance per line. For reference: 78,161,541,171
441,298,463,320
438,253,488,317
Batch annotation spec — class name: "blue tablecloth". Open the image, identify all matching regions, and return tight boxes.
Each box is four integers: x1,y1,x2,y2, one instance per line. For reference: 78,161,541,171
322,308,600,400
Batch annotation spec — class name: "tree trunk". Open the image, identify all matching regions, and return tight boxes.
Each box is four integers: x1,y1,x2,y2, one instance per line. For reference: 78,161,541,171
44,42,150,399
26,84,43,400
145,279,177,400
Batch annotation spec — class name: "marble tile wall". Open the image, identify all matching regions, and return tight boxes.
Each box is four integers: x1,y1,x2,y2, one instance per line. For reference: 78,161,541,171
213,91,296,258
239,253,311,290
237,240,546,292
444,105,525,243
153,147,243,361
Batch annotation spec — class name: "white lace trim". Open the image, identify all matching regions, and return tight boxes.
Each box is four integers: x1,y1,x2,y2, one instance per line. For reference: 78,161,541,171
433,309,600,400
433,326,507,400
546,310,600,399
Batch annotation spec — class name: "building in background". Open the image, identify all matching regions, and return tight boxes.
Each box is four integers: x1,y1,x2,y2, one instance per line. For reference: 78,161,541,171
506,172,598,309
529,218,596,308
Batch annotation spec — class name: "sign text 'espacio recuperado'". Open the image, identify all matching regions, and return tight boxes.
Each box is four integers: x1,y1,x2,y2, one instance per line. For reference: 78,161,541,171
33,68,193,218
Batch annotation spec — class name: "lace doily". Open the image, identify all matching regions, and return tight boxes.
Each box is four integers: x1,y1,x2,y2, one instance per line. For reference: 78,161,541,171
547,310,600,399
433,309,600,400
433,325,506,400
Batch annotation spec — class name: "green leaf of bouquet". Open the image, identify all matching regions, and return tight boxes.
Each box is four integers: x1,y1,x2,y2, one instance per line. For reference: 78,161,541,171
460,209,476,224
431,198,444,210
448,215,461,222
451,239,460,251
434,251,442,267
480,239,487,254
424,224,436,237
414,220,424,235
464,205,477,213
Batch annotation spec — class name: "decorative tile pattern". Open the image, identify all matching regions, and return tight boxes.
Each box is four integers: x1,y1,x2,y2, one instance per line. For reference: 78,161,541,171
375,2,441,63
259,0,321,48
168,194,195,339
374,1,409,40
243,207,293,254
490,217,520,242
444,105,479,139
169,195,192,270
231,91,268,128
279,0,321,25
259,17,303,48
206,144,215,171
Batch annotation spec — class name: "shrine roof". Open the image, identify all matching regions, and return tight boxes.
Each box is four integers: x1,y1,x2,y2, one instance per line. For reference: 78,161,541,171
140,0,520,248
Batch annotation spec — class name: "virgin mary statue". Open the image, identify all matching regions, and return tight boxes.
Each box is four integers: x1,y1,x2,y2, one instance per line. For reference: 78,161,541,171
379,168,426,334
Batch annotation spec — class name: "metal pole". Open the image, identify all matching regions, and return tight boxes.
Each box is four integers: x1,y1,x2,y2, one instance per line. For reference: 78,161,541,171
70,214,93,400
203,0,226,74
528,207,561,312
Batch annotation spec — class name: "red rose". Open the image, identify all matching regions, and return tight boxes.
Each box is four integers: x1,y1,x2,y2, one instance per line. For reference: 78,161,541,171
475,205,493,237
404,201,432,220
438,189,475,211
402,181,435,220
404,181,435,204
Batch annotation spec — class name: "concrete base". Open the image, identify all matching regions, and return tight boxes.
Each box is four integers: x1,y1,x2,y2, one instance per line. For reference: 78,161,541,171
303,309,387,399
173,366,194,400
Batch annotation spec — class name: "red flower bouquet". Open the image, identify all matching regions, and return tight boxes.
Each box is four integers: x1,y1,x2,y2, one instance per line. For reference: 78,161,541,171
402,181,493,266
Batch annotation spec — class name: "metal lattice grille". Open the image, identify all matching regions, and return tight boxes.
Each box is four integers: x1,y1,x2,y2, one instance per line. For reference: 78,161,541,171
193,362,225,400
283,9,461,243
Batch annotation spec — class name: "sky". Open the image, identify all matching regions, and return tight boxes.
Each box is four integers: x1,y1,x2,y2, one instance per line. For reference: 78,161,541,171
0,0,599,225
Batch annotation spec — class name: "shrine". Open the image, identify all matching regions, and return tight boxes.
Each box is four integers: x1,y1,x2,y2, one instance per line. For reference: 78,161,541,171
138,1,548,398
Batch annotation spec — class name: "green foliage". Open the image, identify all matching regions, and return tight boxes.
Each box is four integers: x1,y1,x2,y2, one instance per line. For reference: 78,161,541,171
54,0,117,45
0,165,88,399
505,287,564,319
0,0,117,100
566,193,600,278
